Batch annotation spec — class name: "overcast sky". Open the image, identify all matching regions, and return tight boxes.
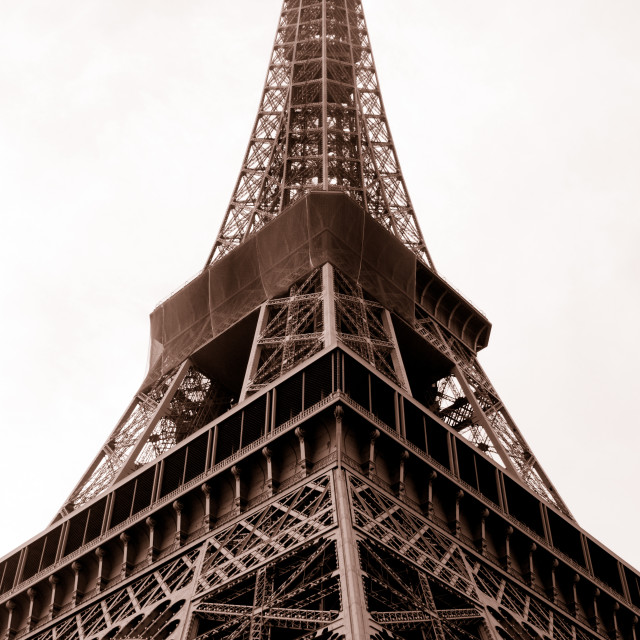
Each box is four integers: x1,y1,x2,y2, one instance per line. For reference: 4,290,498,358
1,0,639,572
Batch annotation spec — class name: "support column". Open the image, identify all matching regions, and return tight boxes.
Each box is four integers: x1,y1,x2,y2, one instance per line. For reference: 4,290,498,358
570,574,580,616
240,303,270,402
322,263,337,348
611,602,622,640
173,500,186,546
333,468,370,639
48,574,61,620
501,526,513,572
450,489,464,537
453,365,517,476
295,427,310,475
366,429,379,477
120,532,133,579
262,447,275,496
476,508,489,556
524,543,536,587
114,360,193,485
4,600,17,640
71,561,83,606
335,405,344,466
382,309,410,391
26,588,38,632
95,547,107,593
231,466,245,513
394,450,409,499
424,470,437,518
146,517,159,562
547,558,559,604
589,588,602,632
201,483,213,531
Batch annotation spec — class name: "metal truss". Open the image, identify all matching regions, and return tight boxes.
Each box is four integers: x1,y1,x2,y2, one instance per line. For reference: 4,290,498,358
57,362,232,517
27,475,339,640
471,562,599,640
135,367,230,466
192,471,343,639
243,269,325,396
334,269,406,389
62,259,411,517
348,474,478,601
29,548,199,640
206,0,433,269
195,473,334,596
361,543,484,640
14,464,611,640
414,311,572,517
192,542,340,639
242,265,408,399
346,473,601,640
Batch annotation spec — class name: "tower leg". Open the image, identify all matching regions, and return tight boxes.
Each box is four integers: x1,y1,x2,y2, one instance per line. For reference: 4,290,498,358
334,467,371,639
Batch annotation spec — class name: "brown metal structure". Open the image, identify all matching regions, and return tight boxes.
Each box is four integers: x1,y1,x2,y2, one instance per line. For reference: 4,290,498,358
204,0,432,268
1,1,639,640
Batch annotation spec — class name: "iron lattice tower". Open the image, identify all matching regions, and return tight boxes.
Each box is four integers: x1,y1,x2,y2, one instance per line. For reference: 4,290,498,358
205,0,433,268
1,2,639,640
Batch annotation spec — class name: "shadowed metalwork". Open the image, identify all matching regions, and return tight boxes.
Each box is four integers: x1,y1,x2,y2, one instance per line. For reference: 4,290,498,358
1,1,636,640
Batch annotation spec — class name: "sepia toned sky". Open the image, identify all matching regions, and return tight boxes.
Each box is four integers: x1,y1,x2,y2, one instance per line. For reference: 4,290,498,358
1,0,639,572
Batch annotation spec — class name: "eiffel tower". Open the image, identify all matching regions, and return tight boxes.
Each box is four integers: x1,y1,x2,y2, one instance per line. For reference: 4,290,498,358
1,1,638,639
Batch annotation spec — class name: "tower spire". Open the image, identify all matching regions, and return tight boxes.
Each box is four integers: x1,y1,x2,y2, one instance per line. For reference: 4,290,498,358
206,0,435,269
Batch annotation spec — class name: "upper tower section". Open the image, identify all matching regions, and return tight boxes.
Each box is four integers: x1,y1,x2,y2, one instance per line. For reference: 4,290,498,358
206,0,434,269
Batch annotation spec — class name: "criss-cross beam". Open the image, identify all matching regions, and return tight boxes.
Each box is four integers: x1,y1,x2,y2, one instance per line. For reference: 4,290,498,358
206,0,433,268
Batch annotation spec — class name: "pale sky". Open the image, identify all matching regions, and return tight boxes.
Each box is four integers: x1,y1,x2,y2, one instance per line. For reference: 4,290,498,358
1,0,639,572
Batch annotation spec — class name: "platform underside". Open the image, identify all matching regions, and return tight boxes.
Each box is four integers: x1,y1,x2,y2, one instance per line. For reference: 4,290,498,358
146,193,491,391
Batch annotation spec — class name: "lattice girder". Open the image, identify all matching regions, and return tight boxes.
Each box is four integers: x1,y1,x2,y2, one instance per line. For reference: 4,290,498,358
242,269,325,397
5,395,635,640
333,269,406,388
206,0,433,268
56,362,233,518
23,548,200,640
241,264,409,401
4,0,638,639
346,473,605,640
192,541,341,639
413,311,572,517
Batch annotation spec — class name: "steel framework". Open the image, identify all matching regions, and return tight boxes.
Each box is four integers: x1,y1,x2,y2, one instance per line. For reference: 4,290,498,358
1,1,637,640
3,454,633,640
205,0,433,268
241,265,407,400
57,260,567,519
